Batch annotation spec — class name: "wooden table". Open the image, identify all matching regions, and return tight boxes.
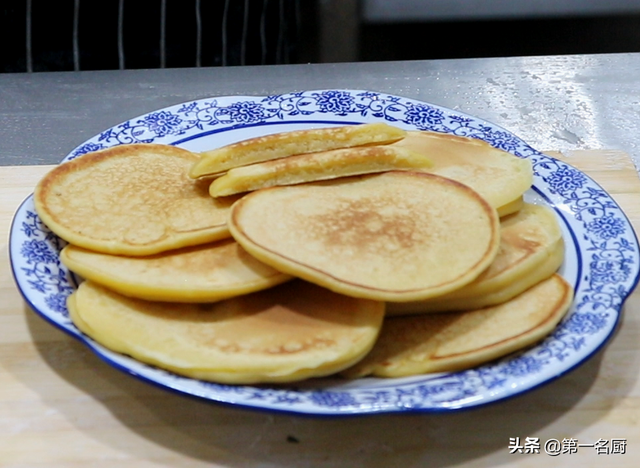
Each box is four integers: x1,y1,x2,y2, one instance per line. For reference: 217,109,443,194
2,149,639,467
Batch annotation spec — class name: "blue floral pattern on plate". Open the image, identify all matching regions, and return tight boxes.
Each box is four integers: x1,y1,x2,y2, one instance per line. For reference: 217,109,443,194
10,89,640,415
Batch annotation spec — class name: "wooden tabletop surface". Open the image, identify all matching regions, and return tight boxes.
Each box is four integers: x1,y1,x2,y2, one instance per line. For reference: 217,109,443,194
2,151,639,467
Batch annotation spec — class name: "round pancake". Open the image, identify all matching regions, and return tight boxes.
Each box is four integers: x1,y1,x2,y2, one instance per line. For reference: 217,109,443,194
68,280,385,384
60,239,292,302
392,131,533,211
387,203,564,314
34,144,233,256
229,171,501,302
342,274,573,378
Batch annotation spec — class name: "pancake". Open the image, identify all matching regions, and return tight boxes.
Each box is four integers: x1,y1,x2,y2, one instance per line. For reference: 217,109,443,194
386,240,564,315
343,274,573,378
208,145,432,197
60,239,292,303
189,123,407,178
34,144,233,256
496,196,524,218
68,280,385,384
391,131,533,211
387,203,564,314
228,171,501,302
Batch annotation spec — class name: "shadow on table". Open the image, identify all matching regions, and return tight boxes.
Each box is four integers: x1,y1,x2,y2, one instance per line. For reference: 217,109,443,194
23,301,638,467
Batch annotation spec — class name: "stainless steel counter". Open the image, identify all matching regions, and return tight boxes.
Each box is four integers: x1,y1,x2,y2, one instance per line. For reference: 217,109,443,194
1,52,639,167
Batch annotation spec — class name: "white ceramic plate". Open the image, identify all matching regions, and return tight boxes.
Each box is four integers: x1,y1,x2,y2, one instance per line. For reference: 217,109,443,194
10,89,640,415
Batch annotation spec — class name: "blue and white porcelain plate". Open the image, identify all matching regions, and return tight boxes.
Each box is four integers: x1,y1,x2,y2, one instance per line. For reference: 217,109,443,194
10,89,640,415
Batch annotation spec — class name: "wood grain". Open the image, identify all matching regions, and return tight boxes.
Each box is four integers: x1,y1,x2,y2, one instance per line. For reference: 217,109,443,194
1,154,639,467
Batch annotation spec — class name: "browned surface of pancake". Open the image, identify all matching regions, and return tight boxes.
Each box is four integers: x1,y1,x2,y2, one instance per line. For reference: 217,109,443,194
228,171,501,301
343,274,573,378
69,280,385,384
387,203,565,314
34,144,232,255
60,239,292,302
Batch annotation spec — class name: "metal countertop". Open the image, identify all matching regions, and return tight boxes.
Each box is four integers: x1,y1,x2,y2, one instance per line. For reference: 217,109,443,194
1,52,639,167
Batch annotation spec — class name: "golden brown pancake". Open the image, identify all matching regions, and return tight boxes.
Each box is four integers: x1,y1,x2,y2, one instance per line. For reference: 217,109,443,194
68,280,385,384
229,171,501,302
34,144,233,256
189,123,407,178
343,274,573,378
496,196,524,218
208,145,432,197
435,241,563,310
392,131,533,211
60,239,292,302
387,203,564,314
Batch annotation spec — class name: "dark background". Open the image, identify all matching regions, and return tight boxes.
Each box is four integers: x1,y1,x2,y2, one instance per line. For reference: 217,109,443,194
358,14,640,62
0,0,303,72
3,1,640,72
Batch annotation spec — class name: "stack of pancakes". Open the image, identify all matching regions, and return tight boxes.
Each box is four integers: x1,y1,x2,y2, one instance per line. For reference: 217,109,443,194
34,123,573,384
